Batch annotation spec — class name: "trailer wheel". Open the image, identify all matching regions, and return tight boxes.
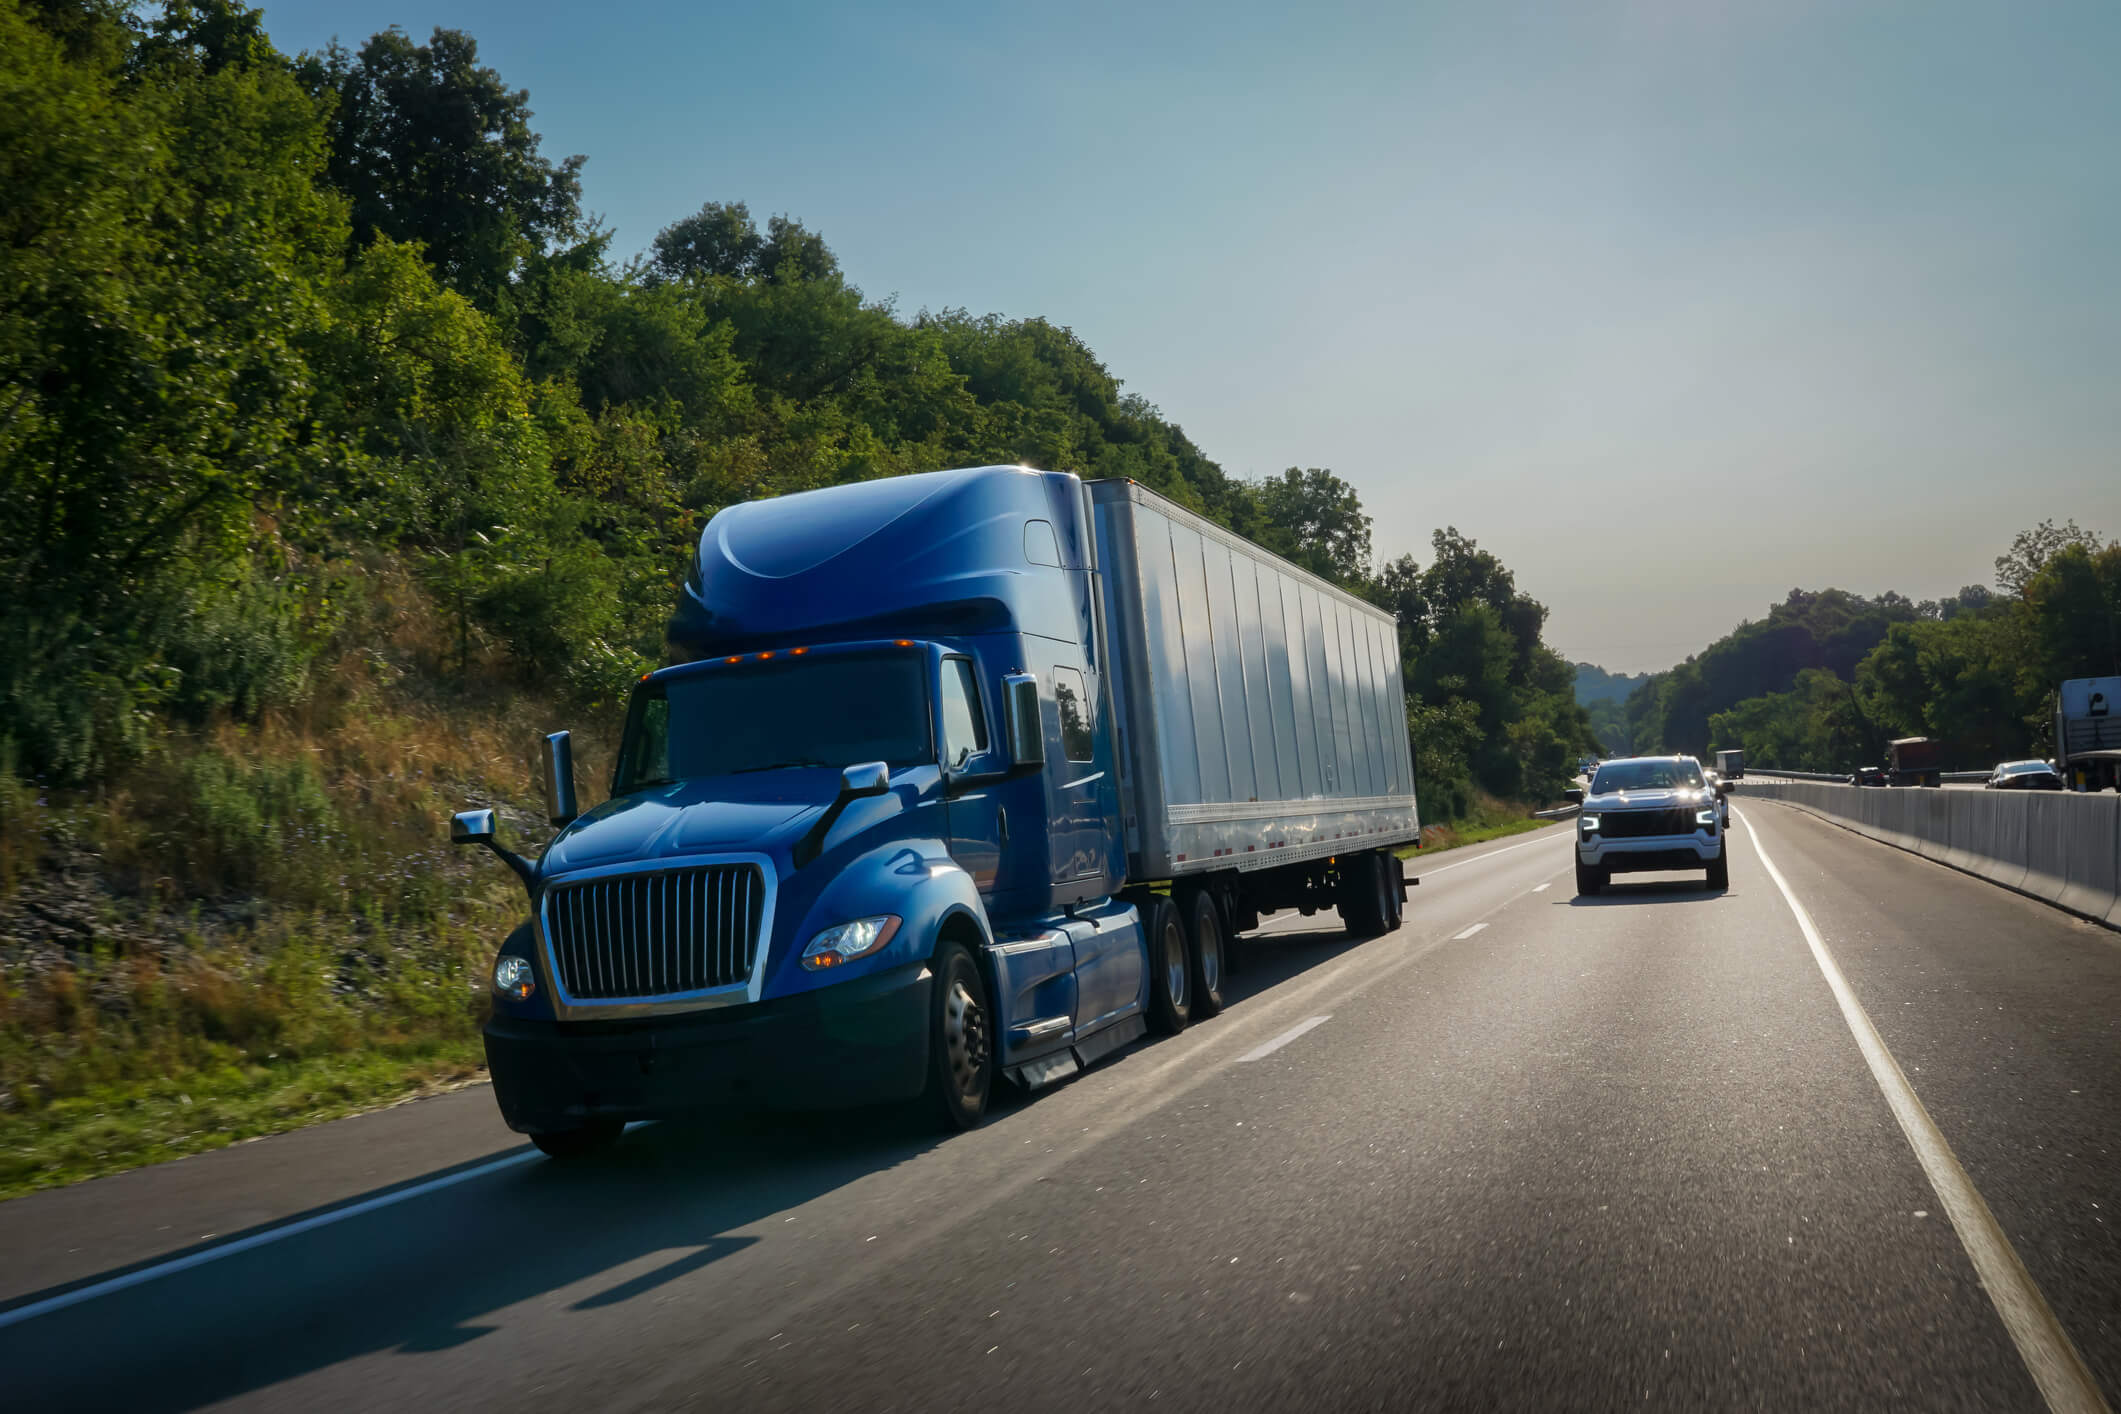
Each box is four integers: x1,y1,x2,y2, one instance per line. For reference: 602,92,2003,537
1144,896,1192,1035
1336,853,1388,938
1182,889,1228,1019
921,942,992,1131
1377,853,1403,933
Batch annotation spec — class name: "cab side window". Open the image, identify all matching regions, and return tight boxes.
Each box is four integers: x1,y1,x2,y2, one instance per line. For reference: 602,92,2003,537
1053,666,1094,763
941,659,987,768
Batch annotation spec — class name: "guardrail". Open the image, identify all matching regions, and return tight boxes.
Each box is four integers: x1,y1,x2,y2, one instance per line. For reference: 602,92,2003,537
1745,767,1990,784
1533,804,1581,820
1733,779,2121,930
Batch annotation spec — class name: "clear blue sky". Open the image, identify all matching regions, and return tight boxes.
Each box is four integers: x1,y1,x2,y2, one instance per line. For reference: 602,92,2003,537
261,0,2121,673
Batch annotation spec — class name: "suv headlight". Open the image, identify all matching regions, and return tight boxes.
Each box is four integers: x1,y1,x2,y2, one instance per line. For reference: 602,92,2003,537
1695,809,1718,829
801,915,902,971
1580,814,1600,832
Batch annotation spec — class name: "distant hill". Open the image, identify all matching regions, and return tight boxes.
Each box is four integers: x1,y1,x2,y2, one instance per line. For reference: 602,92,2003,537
1572,662,1651,706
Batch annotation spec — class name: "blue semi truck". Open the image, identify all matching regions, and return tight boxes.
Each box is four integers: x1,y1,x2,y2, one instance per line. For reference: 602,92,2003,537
452,465,1421,1154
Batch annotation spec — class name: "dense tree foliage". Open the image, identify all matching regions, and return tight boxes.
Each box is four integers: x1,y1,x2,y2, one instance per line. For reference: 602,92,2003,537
1621,522,2117,772
1,0,1593,812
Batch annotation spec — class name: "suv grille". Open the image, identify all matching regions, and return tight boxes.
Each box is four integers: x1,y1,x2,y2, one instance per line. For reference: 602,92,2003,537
544,865,765,999
1600,807,1696,839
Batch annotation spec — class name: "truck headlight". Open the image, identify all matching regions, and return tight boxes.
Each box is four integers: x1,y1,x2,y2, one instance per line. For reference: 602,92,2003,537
801,915,902,971
1580,814,1600,832
493,955,536,1002
1695,809,1718,829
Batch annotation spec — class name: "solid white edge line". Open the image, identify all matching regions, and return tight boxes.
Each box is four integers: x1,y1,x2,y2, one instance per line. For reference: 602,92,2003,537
1452,923,1487,940
0,1147,544,1331
1235,1015,1332,1062
1739,807,2110,1414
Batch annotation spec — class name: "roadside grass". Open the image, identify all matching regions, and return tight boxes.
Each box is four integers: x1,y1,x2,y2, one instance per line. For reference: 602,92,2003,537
0,1036,487,1200
0,566,611,1200
1400,794,1561,858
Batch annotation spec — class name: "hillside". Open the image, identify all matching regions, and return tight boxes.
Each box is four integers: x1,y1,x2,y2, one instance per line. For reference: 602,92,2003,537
0,1,1598,1193
1571,662,1649,705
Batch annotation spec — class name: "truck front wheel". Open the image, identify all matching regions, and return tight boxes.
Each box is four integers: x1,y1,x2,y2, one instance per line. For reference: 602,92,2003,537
923,942,993,1131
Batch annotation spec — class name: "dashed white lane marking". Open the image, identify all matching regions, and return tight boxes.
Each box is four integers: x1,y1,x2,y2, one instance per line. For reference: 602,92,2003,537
0,1148,543,1330
1531,883,1551,893
1741,808,2109,1414
1452,923,1488,940
1235,1016,1333,1062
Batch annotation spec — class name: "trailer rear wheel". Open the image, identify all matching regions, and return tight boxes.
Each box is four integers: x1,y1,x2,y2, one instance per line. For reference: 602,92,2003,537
1337,853,1389,937
1182,889,1227,1018
1144,896,1192,1035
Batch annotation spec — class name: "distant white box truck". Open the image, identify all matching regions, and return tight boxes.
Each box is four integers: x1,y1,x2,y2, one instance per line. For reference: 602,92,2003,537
2056,677,2121,791
1714,749,1745,780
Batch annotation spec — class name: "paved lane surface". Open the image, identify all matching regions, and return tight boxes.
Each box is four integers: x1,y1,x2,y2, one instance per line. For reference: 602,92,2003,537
2,814,2115,1412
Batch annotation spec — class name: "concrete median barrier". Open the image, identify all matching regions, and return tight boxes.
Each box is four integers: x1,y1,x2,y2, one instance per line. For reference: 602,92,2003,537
2056,794,2121,923
1738,777,2119,931
2020,793,2071,905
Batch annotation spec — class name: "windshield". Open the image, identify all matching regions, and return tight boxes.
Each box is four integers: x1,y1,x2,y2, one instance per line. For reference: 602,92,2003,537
614,653,931,793
1591,758,1704,793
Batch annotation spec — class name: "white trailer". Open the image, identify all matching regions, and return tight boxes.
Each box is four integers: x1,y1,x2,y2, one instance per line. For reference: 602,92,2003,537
1088,480,1420,885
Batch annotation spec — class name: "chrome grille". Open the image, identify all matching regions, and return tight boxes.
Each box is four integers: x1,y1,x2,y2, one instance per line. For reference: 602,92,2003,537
1600,808,1696,839
544,865,765,1000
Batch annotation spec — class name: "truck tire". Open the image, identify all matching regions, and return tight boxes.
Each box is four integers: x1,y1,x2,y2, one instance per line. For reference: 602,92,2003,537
531,1118,624,1159
1574,858,1604,897
922,942,993,1131
1381,853,1405,932
1182,889,1228,1019
1705,848,1729,891
1337,853,1388,938
1144,896,1192,1035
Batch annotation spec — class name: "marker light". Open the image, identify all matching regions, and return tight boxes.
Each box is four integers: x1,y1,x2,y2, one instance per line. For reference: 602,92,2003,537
725,655,741,664
800,916,901,971
757,651,774,660
895,639,913,647
493,955,536,1002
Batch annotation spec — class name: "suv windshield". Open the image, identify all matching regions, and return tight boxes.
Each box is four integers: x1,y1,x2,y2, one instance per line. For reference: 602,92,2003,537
614,653,931,793
1591,758,1704,793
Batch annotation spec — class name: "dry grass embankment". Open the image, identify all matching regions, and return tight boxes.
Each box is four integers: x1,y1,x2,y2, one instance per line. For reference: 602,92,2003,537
0,564,613,1198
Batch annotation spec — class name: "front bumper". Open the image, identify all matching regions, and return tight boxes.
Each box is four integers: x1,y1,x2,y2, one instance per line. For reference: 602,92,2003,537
1578,833,1723,873
483,958,931,1133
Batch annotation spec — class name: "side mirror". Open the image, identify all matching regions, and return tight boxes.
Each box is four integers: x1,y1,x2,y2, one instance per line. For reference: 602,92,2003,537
540,730,579,826
1562,787,1584,805
451,808,496,844
795,762,892,869
447,808,534,894
841,761,890,799
1003,672,1044,770
1713,781,1730,797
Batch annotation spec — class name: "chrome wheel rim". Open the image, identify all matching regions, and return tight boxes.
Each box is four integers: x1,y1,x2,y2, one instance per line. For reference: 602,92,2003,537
943,975,988,1096
1163,919,1188,1008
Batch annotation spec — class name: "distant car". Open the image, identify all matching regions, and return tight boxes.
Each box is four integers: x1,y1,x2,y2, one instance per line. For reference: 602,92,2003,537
1850,766,1889,788
1565,754,1729,895
1985,760,2065,791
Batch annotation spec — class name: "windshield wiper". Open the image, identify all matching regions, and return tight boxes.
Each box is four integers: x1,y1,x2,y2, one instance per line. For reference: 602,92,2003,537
730,759,836,774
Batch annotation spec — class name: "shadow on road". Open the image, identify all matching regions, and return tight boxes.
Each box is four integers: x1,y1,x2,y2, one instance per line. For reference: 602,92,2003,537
2,912,1376,1413
1564,877,1730,906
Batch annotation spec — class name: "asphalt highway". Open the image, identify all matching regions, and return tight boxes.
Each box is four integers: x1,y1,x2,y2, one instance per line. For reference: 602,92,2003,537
4,807,2118,1412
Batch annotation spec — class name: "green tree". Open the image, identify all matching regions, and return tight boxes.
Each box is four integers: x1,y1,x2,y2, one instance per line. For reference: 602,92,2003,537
301,26,585,305
1252,467,1371,585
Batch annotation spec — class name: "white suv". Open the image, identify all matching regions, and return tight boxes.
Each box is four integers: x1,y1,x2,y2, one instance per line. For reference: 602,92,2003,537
1567,755,1729,895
